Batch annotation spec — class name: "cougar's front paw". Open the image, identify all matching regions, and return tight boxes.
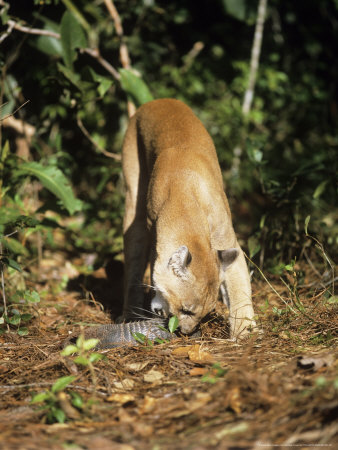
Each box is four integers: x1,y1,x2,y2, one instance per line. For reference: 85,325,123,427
229,316,260,341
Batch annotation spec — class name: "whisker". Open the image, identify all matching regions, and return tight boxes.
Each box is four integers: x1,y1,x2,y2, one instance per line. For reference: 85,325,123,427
130,281,156,291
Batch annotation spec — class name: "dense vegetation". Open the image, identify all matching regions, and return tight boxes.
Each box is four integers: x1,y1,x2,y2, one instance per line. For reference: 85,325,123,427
1,0,337,272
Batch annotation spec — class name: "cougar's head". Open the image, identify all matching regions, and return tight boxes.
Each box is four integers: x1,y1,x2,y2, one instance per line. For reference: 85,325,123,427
151,245,238,334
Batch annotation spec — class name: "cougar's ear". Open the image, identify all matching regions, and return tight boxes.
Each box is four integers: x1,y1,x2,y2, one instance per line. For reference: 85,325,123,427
207,209,232,250
168,245,191,278
218,248,239,271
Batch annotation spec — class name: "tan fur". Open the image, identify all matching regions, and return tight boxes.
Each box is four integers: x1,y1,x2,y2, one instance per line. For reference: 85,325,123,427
122,99,255,338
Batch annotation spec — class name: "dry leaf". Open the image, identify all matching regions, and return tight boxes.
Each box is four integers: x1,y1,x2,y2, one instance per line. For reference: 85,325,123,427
187,392,212,411
280,331,289,340
189,367,208,376
132,422,154,438
228,386,242,414
113,378,135,390
86,437,130,450
57,392,81,419
139,395,157,414
125,361,149,372
188,344,214,363
172,346,191,356
117,408,135,424
45,423,70,432
107,393,135,404
143,368,164,383
215,422,248,439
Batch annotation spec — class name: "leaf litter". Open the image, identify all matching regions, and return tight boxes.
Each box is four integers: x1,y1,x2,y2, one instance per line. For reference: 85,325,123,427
0,255,337,449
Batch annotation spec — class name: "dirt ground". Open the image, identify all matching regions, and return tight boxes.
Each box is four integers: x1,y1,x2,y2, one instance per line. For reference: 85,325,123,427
0,255,337,450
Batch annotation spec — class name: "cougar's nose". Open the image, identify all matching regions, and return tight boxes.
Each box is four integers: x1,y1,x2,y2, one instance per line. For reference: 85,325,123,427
151,293,169,316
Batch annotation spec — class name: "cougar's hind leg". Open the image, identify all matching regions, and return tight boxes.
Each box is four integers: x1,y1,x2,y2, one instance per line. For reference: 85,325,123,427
223,248,256,339
122,118,150,319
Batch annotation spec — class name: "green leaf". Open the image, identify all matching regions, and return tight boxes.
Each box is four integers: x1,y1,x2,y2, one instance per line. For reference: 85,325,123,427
168,316,179,333
32,16,60,57
154,337,168,344
16,162,83,215
82,338,100,351
3,238,29,258
17,327,29,336
132,332,146,344
6,314,21,325
315,376,327,388
74,355,89,366
57,63,83,91
51,375,76,393
3,258,22,272
6,215,40,230
53,408,66,423
60,11,87,70
76,334,84,348
61,344,78,356
88,68,113,97
20,314,33,322
0,140,10,164
97,79,113,97
119,68,153,106
222,0,247,21
313,180,329,199
247,146,263,165
24,290,40,304
61,0,91,32
70,391,83,409
36,34,63,57
304,215,311,235
248,235,261,258
88,352,103,363
326,295,338,304
31,392,51,404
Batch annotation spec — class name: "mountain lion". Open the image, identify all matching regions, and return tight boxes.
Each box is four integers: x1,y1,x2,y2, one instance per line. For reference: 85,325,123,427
122,99,255,338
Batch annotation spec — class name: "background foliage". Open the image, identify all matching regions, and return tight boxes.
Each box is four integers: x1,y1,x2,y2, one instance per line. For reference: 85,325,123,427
0,0,337,296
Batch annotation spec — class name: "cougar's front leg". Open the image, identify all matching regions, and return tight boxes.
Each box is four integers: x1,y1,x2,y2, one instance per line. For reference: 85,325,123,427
122,120,149,320
123,194,149,319
222,249,256,339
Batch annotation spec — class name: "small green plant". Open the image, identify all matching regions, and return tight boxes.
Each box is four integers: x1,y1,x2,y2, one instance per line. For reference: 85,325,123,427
201,363,228,384
31,375,78,424
280,258,305,313
31,335,104,424
0,289,40,335
61,334,104,386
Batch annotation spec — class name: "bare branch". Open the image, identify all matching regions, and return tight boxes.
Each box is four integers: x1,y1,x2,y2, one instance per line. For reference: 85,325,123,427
242,0,268,116
76,116,121,161
81,47,120,81
7,20,60,39
0,100,31,123
0,19,15,44
5,20,120,81
181,41,204,73
103,0,136,117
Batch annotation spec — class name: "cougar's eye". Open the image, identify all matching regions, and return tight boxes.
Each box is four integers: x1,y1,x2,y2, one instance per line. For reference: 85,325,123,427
180,307,195,316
